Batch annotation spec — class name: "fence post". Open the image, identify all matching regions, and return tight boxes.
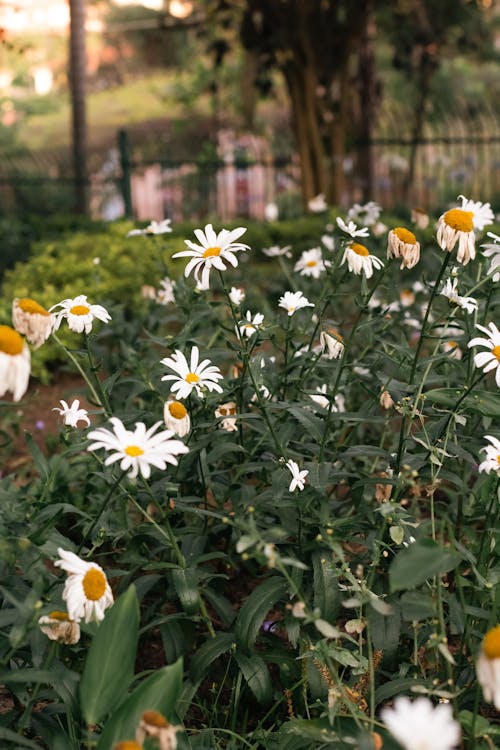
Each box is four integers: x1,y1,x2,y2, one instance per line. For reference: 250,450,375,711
118,128,133,218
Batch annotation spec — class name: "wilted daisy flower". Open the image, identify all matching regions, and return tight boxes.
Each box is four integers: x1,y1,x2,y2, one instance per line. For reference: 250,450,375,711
442,340,462,360
477,624,500,709
411,207,429,229
142,285,156,300
0,325,30,402
399,289,415,307
161,345,223,399
482,232,500,282
50,295,111,334
468,322,500,386
164,399,190,437
262,245,292,258
238,311,264,339
229,286,245,306
156,277,176,305
381,696,460,750
136,710,182,750
294,247,329,278
54,548,114,624
437,195,494,265
319,328,344,359
286,459,308,492
336,216,370,239
440,278,478,314
341,242,384,278
346,200,381,226
12,297,52,349
477,435,500,475
387,227,420,269
127,218,172,236
88,417,189,479
278,291,314,316
38,611,80,644
215,402,238,432
53,399,90,428
172,224,249,290
308,193,327,213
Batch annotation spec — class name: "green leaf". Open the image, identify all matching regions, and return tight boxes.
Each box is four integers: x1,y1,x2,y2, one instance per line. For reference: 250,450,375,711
424,388,500,417
389,539,462,592
190,632,235,682
80,585,140,725
312,552,340,622
234,576,288,652
369,599,401,661
375,677,427,706
96,659,183,750
0,727,45,749
400,590,436,621
234,651,272,704
24,431,50,479
171,568,199,615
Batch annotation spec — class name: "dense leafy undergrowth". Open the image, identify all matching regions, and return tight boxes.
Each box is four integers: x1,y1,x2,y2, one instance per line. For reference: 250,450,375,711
0,201,500,749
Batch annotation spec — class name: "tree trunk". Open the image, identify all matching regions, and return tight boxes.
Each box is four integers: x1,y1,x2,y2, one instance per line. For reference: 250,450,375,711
69,0,88,214
356,2,377,201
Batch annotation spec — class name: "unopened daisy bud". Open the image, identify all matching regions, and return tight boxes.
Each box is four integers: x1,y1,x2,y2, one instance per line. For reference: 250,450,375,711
380,389,394,410
477,625,500,710
0,325,30,401
320,328,344,360
164,399,191,437
38,610,80,644
411,207,429,229
292,601,306,618
442,340,462,360
136,710,182,750
215,402,238,432
12,298,52,349
387,227,420,270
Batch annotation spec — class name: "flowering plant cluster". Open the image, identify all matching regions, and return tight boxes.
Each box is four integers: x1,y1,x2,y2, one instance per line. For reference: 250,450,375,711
0,197,499,749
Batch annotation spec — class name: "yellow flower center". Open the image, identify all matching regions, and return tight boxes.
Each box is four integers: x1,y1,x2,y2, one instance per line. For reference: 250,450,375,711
306,260,317,267
483,625,500,659
447,340,458,348
168,401,187,419
444,208,474,233
492,345,500,363
48,610,70,621
393,227,417,245
350,243,370,257
69,304,90,316
203,246,221,258
142,709,169,728
125,445,144,457
82,568,107,601
114,742,144,750
497,454,500,466
186,372,200,383
17,298,50,316
218,405,236,416
0,325,24,355
327,328,343,341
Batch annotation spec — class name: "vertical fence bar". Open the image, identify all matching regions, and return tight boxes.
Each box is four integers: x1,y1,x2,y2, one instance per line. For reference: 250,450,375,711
118,128,133,218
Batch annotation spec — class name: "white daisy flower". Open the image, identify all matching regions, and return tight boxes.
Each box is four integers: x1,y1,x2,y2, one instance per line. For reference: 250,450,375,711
0,325,30,402
54,548,114,624
127,218,172,236
12,297,52,349
387,227,420,269
156,277,176,305
262,245,292,258
53,399,90,428
437,195,494,265
87,417,189,479
164,399,191,437
278,291,314,316
251,384,271,402
346,200,381,226
442,340,462,360
160,345,223,399
321,234,335,252
478,435,500,475
336,216,370,238
341,242,384,278
440,278,478,314
467,322,500,386
215,402,238,432
285,459,308,492
294,247,329,278
38,611,80,644
264,202,279,221
50,295,111,335
309,385,346,412
481,232,500,282
308,193,327,213
477,624,500,710
381,696,460,750
319,329,344,359
229,286,245,306
172,223,249,289
238,311,264,338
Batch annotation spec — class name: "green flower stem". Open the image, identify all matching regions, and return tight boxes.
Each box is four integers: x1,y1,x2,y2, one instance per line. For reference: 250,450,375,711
83,332,112,415
282,314,292,400
77,473,123,554
52,332,102,408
